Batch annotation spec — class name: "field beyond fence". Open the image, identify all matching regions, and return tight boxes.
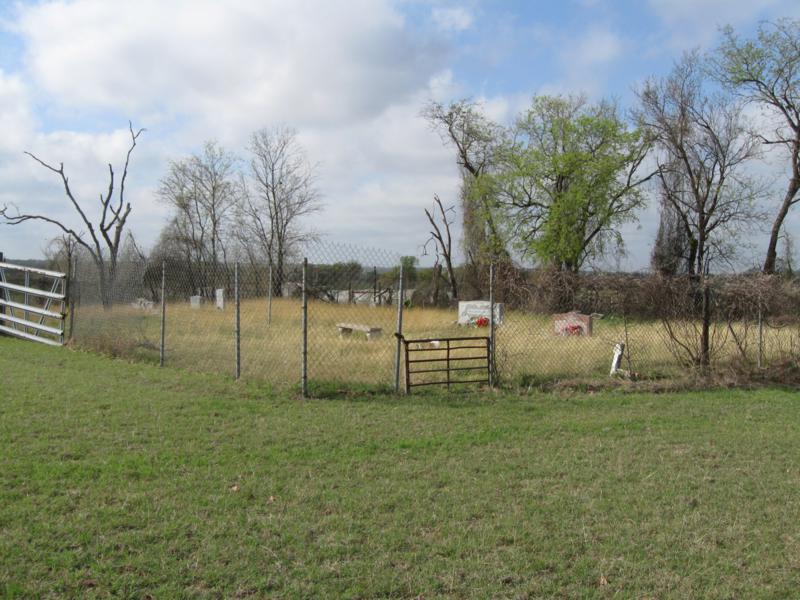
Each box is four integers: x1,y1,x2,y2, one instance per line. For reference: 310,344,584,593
58,241,800,391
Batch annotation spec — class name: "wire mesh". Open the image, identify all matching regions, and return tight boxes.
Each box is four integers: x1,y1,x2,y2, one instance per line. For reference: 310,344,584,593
70,259,161,360
63,245,800,391
302,240,401,388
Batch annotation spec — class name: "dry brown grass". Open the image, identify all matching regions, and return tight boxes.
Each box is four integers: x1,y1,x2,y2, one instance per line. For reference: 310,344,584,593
71,297,800,387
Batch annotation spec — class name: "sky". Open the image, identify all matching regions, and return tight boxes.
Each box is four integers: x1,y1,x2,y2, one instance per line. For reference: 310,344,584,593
1,0,799,268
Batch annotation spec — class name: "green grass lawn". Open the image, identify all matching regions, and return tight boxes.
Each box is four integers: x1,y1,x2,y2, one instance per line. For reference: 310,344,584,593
1,337,799,598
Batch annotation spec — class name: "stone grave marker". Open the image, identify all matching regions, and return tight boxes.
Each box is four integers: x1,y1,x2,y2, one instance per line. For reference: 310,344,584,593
189,295,203,309
553,311,592,336
610,342,625,375
130,298,155,311
215,288,225,310
457,300,504,326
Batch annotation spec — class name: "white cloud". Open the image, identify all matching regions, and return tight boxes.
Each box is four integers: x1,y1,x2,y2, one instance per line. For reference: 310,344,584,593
432,7,474,32
646,0,795,49
1,0,464,260
648,0,781,25
568,28,623,67
15,0,443,132
6,0,792,267
0,70,34,152
537,26,626,98
478,92,531,124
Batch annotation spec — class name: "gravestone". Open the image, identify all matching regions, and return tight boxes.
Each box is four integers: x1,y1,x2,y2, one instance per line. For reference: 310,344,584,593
189,295,203,309
215,288,225,310
130,298,155,311
457,301,504,326
610,342,625,375
553,311,592,336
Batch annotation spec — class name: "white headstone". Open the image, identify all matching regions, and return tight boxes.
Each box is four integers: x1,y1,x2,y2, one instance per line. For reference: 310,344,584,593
130,298,154,311
457,301,504,326
610,342,625,375
215,288,225,310
190,295,203,309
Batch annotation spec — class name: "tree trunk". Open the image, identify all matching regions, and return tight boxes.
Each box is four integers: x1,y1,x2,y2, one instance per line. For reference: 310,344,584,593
97,259,111,310
431,263,442,306
764,174,800,274
686,237,698,276
699,277,711,368
274,253,284,299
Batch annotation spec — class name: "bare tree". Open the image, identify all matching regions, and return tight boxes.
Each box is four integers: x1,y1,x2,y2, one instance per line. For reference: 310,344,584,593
157,141,242,294
636,52,763,366
423,100,508,296
242,126,320,297
44,234,79,276
713,19,800,273
422,194,459,300
158,141,241,266
1,123,143,307
637,52,762,276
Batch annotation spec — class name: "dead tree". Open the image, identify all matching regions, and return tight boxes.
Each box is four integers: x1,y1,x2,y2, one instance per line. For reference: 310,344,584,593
713,20,800,274
423,100,508,296
1,123,144,308
243,126,321,298
422,194,459,301
637,53,762,367
158,141,242,294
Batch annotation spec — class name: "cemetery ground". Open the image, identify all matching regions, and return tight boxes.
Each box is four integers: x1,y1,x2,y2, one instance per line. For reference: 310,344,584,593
2,338,800,598
71,297,798,388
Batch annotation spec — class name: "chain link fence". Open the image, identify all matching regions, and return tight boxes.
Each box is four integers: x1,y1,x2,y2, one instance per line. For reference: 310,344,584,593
62,242,800,393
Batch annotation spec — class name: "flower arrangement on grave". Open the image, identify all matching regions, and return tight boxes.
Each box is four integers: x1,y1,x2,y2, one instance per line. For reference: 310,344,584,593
565,323,583,336
475,316,489,328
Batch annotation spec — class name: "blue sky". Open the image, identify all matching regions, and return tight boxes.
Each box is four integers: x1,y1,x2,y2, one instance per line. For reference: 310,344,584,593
1,0,799,268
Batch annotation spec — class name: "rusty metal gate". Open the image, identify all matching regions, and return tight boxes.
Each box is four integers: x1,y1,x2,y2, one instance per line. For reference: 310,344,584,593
0,259,67,346
398,335,491,393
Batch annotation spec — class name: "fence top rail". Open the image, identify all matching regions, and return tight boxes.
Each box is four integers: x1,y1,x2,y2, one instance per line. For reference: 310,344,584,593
399,335,490,344
0,280,65,300
0,261,66,279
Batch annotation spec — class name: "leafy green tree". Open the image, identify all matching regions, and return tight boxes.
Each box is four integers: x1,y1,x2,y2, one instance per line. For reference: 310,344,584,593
651,182,693,276
712,19,800,274
400,256,418,288
493,95,653,272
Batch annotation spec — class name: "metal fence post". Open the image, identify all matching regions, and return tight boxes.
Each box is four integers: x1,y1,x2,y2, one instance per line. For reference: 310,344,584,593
757,300,764,369
64,256,72,343
267,262,273,326
23,269,30,334
159,260,166,367
68,255,78,340
489,262,495,388
302,257,308,398
235,262,241,380
394,263,405,393
0,252,4,323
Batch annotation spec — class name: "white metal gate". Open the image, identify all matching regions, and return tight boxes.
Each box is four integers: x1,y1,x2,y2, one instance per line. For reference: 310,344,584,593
0,260,67,346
